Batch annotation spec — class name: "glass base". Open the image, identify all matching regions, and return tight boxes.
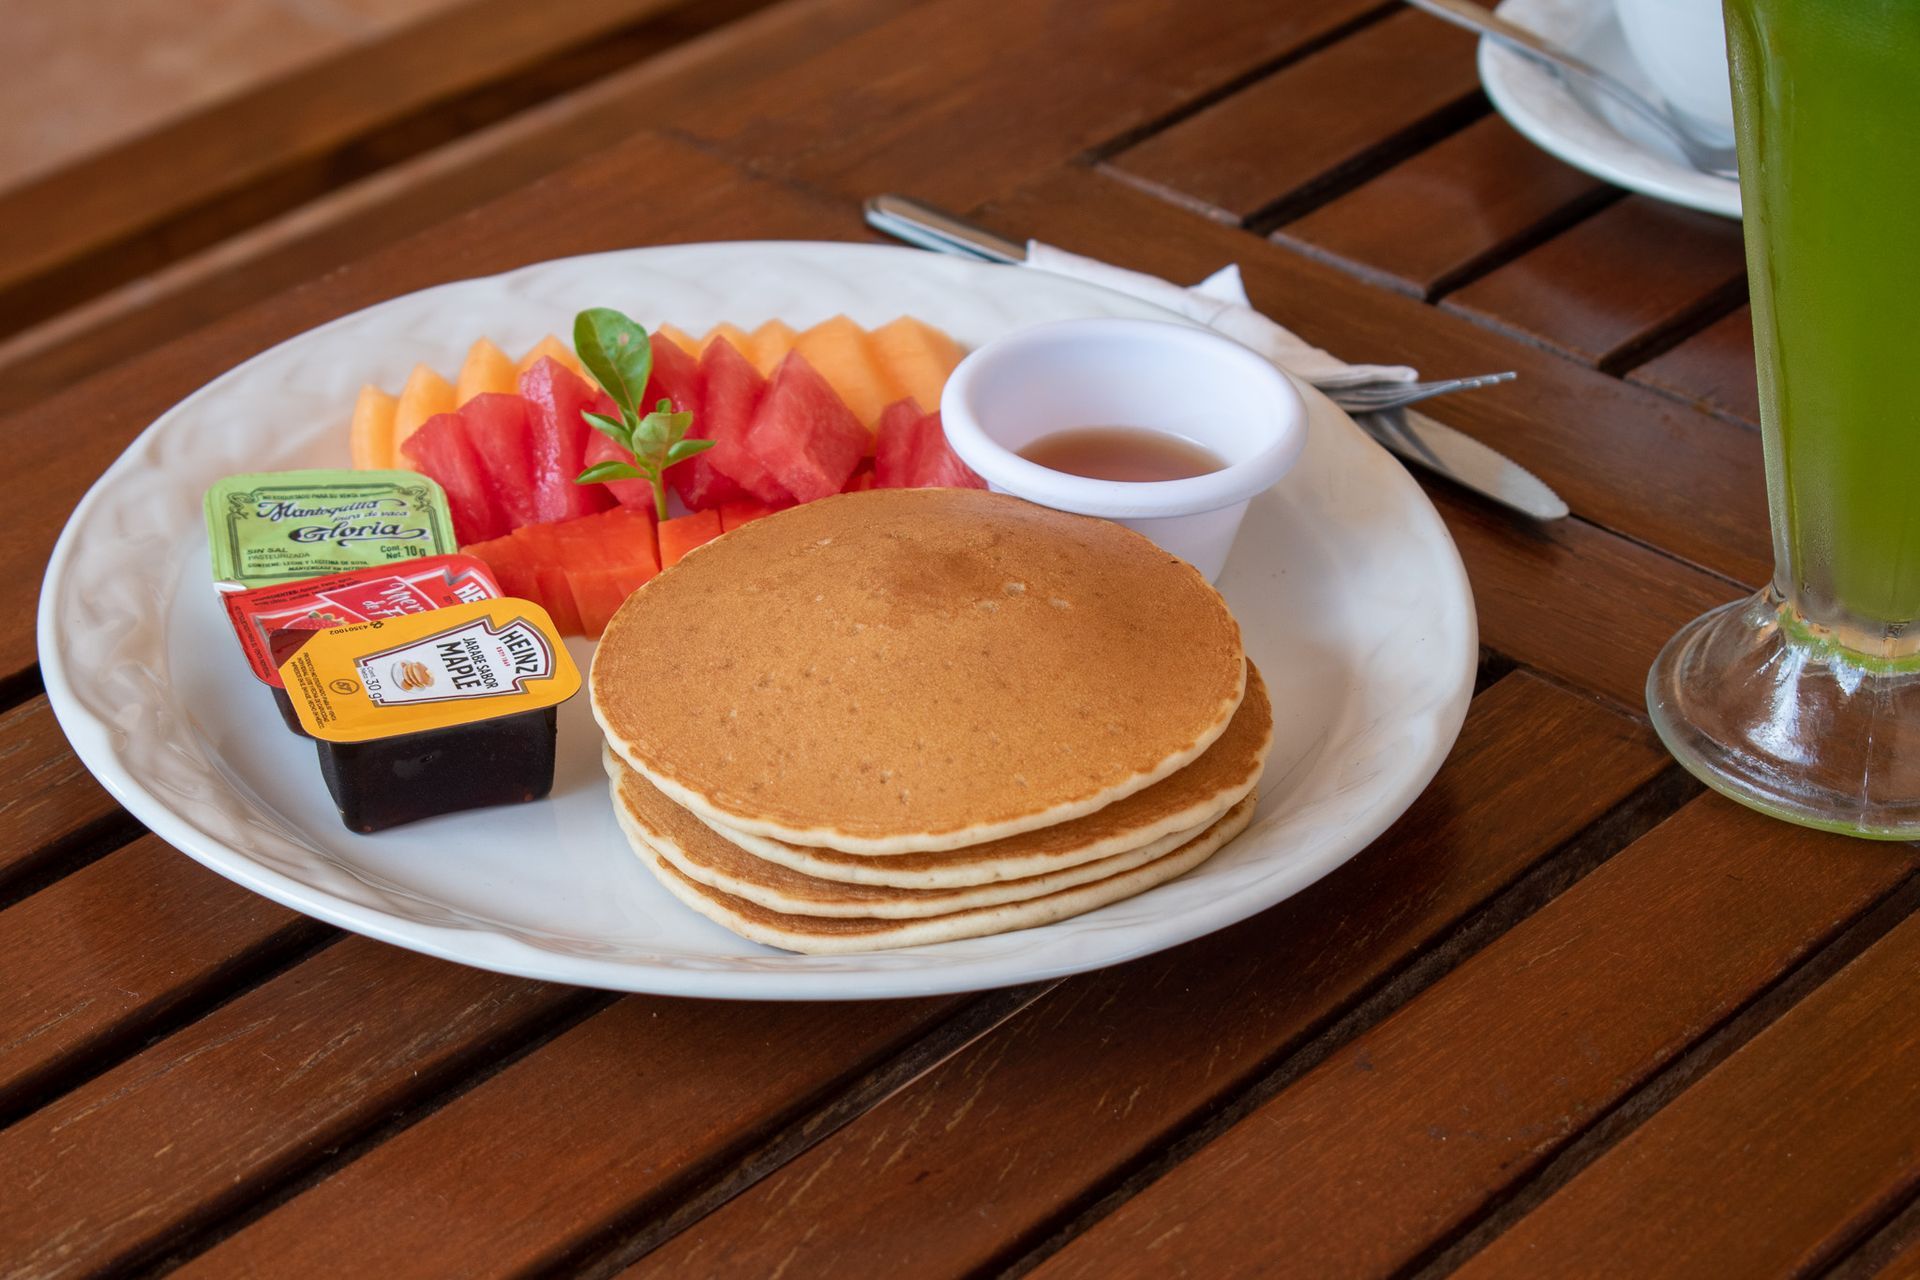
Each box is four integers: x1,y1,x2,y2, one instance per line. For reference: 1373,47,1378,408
1647,590,1920,840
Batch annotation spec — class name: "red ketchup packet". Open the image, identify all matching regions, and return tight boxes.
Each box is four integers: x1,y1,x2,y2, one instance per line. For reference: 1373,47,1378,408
222,554,502,688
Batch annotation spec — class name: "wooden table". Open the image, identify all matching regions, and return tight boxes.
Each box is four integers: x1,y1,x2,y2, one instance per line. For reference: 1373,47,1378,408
5,2,1918,1276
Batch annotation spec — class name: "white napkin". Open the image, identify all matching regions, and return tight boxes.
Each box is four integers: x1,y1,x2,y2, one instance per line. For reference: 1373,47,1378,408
1022,243,1415,389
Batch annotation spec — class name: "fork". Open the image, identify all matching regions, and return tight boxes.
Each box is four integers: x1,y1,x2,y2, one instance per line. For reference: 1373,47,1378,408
1321,371,1516,415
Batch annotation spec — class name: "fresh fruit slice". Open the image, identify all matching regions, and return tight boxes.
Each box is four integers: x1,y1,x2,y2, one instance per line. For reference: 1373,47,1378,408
794,314,892,428
401,411,508,544
718,499,780,532
875,400,986,489
869,316,967,413
462,533,539,601
740,351,869,502
520,357,618,523
696,338,790,505
653,324,700,356
744,319,798,376
567,566,636,638
349,386,398,470
700,322,753,359
517,335,587,380
455,338,518,406
393,364,456,467
456,392,541,530
583,432,655,510
658,509,723,568
598,506,661,579
842,459,877,493
508,521,582,635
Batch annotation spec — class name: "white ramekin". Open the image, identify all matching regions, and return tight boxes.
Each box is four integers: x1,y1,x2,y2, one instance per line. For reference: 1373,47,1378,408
940,317,1308,581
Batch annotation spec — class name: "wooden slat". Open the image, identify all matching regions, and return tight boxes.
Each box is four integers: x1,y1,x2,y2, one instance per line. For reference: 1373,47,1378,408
620,673,1671,1278
974,165,1773,586
0,0,915,417
1442,196,1748,368
174,995,961,1278
0,696,123,888
1432,487,1739,710
1024,798,1915,1280
0,131,850,682
1453,905,1920,1279
0,835,321,1119
1104,8,1483,224
0,938,578,1279
675,0,1388,211
0,0,718,338
1273,114,1613,298
1627,304,1761,427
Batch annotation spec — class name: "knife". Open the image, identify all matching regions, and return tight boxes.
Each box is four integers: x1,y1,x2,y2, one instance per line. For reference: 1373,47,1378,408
862,194,1570,522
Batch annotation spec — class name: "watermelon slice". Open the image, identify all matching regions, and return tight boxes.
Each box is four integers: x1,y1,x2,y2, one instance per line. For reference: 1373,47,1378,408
401,411,508,544
718,500,780,532
456,392,541,530
462,534,539,602
658,510,723,568
739,351,868,502
695,339,791,506
582,431,656,510
875,400,985,489
568,568,637,638
598,506,662,578
520,357,617,524
508,521,582,635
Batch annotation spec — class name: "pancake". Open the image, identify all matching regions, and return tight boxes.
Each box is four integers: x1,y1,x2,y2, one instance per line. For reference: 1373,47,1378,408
620,792,1259,955
609,754,1217,917
691,662,1273,887
593,488,1245,854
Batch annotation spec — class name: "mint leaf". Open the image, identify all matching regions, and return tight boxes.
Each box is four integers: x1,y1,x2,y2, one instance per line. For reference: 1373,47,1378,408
666,438,717,463
582,411,632,449
576,460,645,484
573,309,653,418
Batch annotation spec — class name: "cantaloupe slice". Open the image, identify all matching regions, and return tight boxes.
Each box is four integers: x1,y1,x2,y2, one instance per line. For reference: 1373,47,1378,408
454,338,517,406
697,323,754,360
869,316,967,414
516,334,586,380
391,364,456,468
794,315,893,429
653,323,700,356
744,320,798,376
348,386,398,470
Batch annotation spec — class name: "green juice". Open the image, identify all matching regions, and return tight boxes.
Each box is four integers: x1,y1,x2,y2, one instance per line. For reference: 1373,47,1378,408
1725,0,1920,636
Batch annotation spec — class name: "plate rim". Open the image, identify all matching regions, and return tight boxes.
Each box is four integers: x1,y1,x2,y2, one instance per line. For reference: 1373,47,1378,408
1479,0,1741,220
38,240,1477,1000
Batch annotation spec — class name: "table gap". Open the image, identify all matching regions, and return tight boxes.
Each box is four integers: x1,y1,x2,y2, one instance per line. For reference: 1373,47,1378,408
1076,1,1402,167
0,808,146,913
1418,187,1629,304
988,763,1702,1280
546,980,1058,1280
1822,1181,1920,1280
1600,279,1753,378
1473,649,1517,695
0,0,784,345
1237,96,1492,236
1405,868,1920,1280
131,982,611,1280
0,920,339,1132
0,663,43,716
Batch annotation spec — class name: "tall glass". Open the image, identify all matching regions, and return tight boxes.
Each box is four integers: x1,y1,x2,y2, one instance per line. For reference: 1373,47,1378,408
1647,0,1920,837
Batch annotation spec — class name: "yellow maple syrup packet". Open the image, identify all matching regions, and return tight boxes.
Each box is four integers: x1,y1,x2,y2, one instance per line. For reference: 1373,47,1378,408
279,598,579,742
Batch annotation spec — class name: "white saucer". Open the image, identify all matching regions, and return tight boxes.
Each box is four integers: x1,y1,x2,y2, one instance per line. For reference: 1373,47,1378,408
1479,0,1741,220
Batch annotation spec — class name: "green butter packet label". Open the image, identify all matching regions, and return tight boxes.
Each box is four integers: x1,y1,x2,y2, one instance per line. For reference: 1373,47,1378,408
206,470,459,588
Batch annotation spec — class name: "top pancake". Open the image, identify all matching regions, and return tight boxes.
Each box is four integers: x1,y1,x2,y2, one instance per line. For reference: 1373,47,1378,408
593,488,1246,853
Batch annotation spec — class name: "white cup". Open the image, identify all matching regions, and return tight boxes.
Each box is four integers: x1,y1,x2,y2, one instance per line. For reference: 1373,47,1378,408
940,318,1307,582
1613,0,1736,145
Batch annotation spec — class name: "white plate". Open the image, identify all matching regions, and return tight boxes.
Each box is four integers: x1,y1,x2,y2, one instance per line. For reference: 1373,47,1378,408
1480,0,1741,220
38,243,1476,1000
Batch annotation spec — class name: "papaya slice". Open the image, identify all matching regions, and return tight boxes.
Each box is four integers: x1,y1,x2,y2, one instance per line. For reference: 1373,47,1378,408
348,385,398,470
869,316,967,414
744,319,798,376
516,335,587,381
794,315,892,429
454,338,518,406
392,364,456,469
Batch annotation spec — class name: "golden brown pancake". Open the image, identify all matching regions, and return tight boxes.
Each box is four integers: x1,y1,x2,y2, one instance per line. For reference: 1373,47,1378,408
608,753,1217,917
690,662,1273,887
593,489,1246,853
618,791,1258,954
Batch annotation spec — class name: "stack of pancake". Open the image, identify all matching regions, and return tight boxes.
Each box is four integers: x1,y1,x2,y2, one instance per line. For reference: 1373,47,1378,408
592,488,1270,954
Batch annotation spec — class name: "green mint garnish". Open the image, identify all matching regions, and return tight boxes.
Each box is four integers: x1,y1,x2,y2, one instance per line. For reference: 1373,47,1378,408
570,307,712,520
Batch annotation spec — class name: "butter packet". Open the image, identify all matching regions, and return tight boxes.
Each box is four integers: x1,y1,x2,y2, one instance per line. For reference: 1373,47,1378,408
206,469,458,589
278,598,580,743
